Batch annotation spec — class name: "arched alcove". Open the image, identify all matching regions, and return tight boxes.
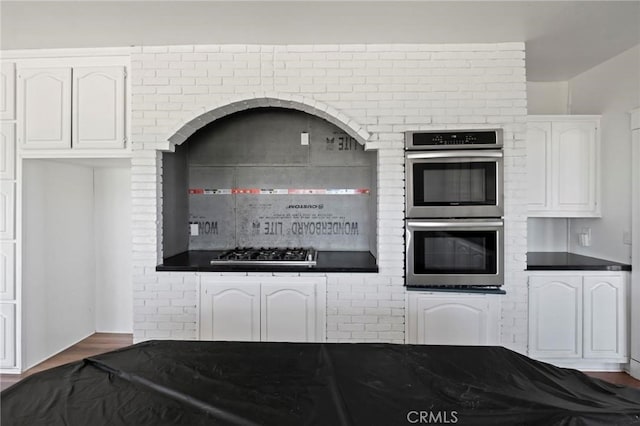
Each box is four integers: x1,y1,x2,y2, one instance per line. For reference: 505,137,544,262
162,106,377,259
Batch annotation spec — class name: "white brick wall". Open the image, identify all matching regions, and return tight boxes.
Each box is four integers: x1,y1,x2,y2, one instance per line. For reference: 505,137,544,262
131,43,528,352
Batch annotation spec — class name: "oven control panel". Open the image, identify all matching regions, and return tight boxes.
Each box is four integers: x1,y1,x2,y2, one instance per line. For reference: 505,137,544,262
405,129,503,150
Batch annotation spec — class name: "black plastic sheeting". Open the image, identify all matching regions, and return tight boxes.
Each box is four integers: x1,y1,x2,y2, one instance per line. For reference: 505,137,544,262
2,341,640,425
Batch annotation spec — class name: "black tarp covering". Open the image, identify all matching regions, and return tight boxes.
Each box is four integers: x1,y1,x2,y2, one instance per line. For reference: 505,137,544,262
2,341,640,425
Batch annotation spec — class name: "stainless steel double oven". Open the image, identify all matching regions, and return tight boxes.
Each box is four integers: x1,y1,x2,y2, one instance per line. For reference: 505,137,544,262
405,130,504,287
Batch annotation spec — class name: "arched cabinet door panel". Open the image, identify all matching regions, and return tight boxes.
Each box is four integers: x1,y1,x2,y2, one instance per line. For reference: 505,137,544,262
583,276,626,359
19,68,72,149
73,67,126,149
0,304,16,368
261,283,318,343
528,276,582,359
406,293,501,346
1,62,15,120
199,283,260,342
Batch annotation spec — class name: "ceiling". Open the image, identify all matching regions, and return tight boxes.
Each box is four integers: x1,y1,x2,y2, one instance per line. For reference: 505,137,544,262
1,1,639,81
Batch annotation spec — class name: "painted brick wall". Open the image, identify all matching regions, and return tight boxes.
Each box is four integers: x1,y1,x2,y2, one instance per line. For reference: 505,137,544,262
130,43,528,352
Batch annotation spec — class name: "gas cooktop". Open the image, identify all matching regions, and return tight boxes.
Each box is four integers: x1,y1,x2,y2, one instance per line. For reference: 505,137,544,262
210,247,317,267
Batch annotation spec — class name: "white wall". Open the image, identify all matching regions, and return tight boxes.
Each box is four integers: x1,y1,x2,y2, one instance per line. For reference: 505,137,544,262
527,218,569,252
22,160,96,369
567,44,639,263
94,166,132,333
526,82,569,114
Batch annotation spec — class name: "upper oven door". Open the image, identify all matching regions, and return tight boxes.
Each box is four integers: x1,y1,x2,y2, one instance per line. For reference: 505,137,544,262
406,150,503,218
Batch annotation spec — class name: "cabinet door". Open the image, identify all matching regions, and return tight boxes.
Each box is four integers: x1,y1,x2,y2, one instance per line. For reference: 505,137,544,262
529,276,582,358
73,67,126,149
0,243,15,300
583,275,627,359
0,123,15,180
200,282,260,341
527,121,552,212
408,294,499,345
1,62,16,120
552,121,598,214
0,303,16,368
19,68,72,149
0,182,14,239
261,280,324,342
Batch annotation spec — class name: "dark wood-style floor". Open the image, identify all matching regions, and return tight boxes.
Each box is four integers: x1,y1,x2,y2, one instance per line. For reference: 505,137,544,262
2,333,639,392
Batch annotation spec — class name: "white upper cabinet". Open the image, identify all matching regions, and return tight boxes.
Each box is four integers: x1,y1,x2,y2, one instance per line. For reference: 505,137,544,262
527,116,600,217
73,67,126,149
19,68,72,149
1,62,16,120
527,121,552,211
18,65,127,151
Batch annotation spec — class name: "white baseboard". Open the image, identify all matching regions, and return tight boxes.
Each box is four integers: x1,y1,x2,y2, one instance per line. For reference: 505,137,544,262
630,359,640,379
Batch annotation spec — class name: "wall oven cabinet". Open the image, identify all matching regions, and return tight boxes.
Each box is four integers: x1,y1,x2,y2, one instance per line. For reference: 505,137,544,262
405,219,503,287
405,150,503,218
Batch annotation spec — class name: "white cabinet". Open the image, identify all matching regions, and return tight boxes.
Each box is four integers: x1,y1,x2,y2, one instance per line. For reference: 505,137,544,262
406,292,501,345
73,67,126,149
0,303,16,368
18,66,126,150
200,283,260,341
1,62,16,120
0,243,15,300
19,68,72,149
200,277,326,343
527,116,600,217
529,276,582,358
0,124,16,179
583,275,626,359
261,281,324,342
528,272,628,366
0,183,15,240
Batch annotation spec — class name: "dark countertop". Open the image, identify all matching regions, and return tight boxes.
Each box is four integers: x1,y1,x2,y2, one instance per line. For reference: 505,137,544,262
527,252,631,271
157,250,378,273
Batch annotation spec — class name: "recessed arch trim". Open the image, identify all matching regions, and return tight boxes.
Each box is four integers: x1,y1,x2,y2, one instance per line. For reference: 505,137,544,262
165,93,371,151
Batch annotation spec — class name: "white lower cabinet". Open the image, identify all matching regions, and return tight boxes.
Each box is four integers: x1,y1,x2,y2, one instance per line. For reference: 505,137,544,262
406,292,501,345
200,277,326,343
0,303,16,368
200,283,260,342
528,272,628,367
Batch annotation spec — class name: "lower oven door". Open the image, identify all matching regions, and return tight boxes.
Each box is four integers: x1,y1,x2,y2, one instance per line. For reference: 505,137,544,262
406,219,504,287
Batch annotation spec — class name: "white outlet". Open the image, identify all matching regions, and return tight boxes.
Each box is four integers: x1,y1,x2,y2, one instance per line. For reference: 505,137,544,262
190,223,199,236
579,227,591,247
623,230,632,245
300,132,309,146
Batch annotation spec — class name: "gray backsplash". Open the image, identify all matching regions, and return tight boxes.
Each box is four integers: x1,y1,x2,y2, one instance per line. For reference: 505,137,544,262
164,107,376,253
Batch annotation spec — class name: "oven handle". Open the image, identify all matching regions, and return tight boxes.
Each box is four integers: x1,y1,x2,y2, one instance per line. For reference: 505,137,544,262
406,220,504,228
406,151,503,159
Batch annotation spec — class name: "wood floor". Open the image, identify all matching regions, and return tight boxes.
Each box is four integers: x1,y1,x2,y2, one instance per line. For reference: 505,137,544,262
2,333,639,392
0,333,133,392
